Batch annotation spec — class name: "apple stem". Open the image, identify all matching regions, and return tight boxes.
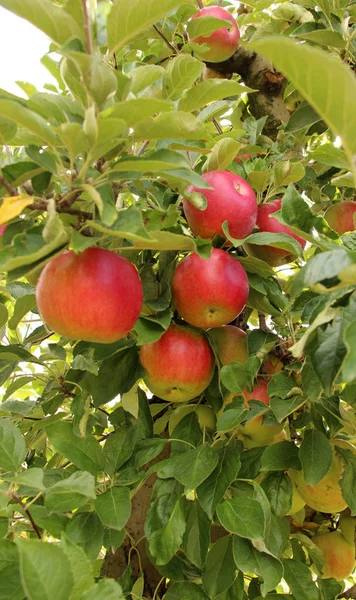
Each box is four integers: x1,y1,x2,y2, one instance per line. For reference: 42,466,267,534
197,0,203,7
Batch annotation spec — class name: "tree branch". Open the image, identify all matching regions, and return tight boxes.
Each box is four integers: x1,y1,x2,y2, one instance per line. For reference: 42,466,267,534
153,24,178,54
12,494,42,539
81,0,93,55
338,585,356,599
27,201,92,220
0,173,18,196
205,46,290,137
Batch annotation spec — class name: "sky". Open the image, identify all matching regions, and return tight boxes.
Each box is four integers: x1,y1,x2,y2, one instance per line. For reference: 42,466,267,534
0,8,55,96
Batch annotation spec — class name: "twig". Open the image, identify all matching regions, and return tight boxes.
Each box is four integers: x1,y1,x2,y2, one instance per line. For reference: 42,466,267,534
338,585,356,599
27,202,92,220
0,173,17,196
81,0,93,55
153,24,177,54
137,140,150,157
13,494,42,539
258,313,269,332
212,116,223,134
197,0,204,8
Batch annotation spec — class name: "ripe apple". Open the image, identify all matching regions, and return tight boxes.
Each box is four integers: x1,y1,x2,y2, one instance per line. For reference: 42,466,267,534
36,247,143,343
169,404,216,434
290,449,348,514
183,170,257,241
218,379,285,448
313,528,355,580
244,199,307,266
171,248,249,329
139,323,215,402
235,154,251,164
324,201,356,235
209,325,248,366
189,6,240,63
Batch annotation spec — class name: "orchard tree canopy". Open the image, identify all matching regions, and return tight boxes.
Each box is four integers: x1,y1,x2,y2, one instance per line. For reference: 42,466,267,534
0,0,356,598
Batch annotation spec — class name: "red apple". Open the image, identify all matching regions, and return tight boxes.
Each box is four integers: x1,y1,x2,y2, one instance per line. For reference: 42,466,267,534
36,247,143,343
183,171,257,240
0,225,7,236
139,323,215,402
209,325,248,366
171,248,249,329
189,6,240,63
235,154,251,163
244,199,307,266
324,201,356,235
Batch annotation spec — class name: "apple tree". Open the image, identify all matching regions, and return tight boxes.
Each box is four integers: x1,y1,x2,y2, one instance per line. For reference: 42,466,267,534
0,0,356,598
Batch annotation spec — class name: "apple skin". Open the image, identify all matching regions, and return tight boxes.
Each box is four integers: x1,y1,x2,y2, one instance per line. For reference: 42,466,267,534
209,325,248,366
262,354,283,377
171,248,249,329
169,404,216,434
139,323,215,402
244,199,307,267
312,531,355,580
218,379,285,448
286,477,306,516
183,170,257,241
235,154,251,163
290,453,347,514
190,6,240,63
0,225,7,236
324,201,356,235
36,247,143,343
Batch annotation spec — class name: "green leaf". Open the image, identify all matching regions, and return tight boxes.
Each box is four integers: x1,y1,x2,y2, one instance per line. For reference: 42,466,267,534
133,111,211,141
163,55,204,100
299,429,333,486
293,29,346,49
65,512,104,560
90,347,140,407
0,99,57,146
129,65,164,95
285,103,321,133
165,582,209,600
278,185,336,241
216,398,248,433
249,36,356,179
203,138,242,172
182,500,210,568
197,441,242,519
261,472,293,518
45,471,96,513
0,420,26,472
0,541,23,600
202,536,237,599
8,294,37,330
110,149,190,173
107,0,187,53
0,0,84,45
46,422,105,476
149,497,186,565
261,441,302,472
337,447,356,515
157,445,219,493
179,80,254,112
273,161,305,188
282,558,320,600
343,320,356,383
103,424,139,476
60,534,94,600
66,53,117,109
80,579,125,600
108,98,172,127
233,536,283,596
16,538,73,600
14,468,46,491
216,498,265,541
270,395,306,423
245,232,303,257
95,487,131,531
307,313,347,395
309,144,350,171
220,363,247,394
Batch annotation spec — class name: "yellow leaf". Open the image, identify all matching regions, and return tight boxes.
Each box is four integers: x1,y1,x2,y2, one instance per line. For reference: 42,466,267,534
0,195,33,225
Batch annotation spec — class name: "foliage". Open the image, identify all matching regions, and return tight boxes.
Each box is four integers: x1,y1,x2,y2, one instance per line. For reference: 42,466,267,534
0,0,355,598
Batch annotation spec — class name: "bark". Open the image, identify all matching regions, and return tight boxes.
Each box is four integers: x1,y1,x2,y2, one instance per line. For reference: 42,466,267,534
205,46,290,138
338,584,356,599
